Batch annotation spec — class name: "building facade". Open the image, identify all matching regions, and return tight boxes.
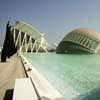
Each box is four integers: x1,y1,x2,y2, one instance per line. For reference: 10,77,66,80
56,28,100,54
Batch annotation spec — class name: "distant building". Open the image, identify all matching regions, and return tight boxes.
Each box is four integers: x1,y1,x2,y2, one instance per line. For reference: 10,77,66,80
56,28,100,54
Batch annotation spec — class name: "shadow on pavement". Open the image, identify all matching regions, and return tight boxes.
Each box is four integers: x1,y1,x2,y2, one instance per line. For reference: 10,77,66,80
3,89,13,100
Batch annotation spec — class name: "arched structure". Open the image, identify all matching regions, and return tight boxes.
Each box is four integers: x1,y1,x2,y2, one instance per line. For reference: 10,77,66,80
11,21,48,53
1,21,48,62
56,28,100,54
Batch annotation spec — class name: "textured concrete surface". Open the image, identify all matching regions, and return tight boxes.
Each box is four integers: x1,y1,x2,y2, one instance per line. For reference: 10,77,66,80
0,54,26,100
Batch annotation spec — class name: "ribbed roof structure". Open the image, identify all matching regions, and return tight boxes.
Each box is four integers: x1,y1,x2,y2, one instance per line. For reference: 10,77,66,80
15,21,41,39
69,28,100,41
57,28,100,54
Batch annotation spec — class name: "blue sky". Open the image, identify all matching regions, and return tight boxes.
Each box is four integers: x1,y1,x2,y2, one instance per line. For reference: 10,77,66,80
0,0,100,45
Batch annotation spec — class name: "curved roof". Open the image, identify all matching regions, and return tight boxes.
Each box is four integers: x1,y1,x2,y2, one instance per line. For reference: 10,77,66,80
68,28,100,41
14,21,41,39
57,28,100,54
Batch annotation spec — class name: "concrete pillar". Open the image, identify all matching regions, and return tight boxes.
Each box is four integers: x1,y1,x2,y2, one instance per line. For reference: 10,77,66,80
15,30,21,47
20,33,26,52
19,31,21,51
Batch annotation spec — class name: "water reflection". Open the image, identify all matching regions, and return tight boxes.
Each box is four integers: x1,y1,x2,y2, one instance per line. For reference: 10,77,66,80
73,88,100,100
23,53,100,100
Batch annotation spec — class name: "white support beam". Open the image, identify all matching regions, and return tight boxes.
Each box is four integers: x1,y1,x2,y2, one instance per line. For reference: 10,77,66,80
19,31,21,52
20,33,26,52
25,35,27,53
14,29,47,53
26,36,32,53
31,40,37,53
15,31,21,47
36,36,48,53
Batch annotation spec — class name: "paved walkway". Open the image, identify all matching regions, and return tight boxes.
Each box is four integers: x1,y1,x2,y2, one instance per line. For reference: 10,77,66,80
0,54,26,100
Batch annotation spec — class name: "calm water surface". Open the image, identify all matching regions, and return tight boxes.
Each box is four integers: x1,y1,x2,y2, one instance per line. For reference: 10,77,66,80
23,53,100,100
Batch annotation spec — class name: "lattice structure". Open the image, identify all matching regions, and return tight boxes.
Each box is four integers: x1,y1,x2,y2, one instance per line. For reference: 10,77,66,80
11,21,48,54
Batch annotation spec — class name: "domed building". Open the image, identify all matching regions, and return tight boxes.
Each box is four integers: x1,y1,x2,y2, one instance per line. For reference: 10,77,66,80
56,28,100,54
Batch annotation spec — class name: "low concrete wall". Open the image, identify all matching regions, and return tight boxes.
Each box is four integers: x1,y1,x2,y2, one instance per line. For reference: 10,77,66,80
20,54,63,100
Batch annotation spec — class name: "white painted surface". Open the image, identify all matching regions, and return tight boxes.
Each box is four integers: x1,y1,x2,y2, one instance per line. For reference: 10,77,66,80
13,78,38,100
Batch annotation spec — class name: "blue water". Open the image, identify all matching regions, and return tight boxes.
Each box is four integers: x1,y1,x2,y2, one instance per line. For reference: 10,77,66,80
23,53,100,100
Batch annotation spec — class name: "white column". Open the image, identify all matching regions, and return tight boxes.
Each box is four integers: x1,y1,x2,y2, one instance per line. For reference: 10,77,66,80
36,36,48,53
15,30,21,47
19,31,21,52
25,35,27,53
20,33,26,52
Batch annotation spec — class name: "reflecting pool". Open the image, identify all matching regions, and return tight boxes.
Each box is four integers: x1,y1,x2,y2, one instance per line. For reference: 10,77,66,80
23,53,100,100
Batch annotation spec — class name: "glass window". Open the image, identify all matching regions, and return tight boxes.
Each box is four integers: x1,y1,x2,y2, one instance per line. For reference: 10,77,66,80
89,40,96,49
